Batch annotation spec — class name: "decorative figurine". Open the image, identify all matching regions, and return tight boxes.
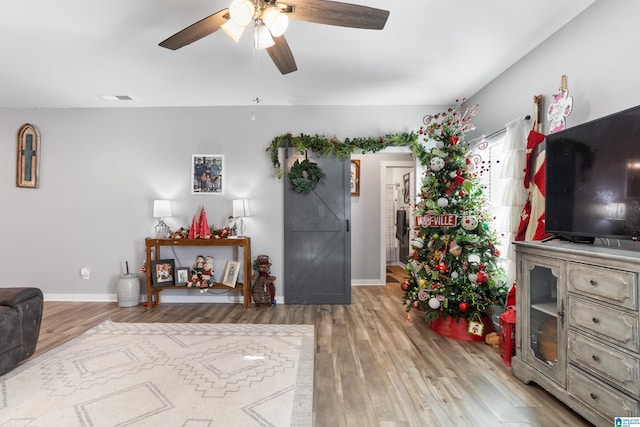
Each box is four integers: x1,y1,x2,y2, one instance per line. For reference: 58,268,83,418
187,255,212,291
251,255,276,306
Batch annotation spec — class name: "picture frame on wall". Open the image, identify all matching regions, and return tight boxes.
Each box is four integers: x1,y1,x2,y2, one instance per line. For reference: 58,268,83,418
222,260,241,288
403,172,410,204
175,267,190,286
350,159,360,196
16,124,41,189
192,154,224,195
151,259,175,287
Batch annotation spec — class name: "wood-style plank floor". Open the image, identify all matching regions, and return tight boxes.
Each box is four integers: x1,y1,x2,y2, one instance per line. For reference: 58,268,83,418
29,266,593,427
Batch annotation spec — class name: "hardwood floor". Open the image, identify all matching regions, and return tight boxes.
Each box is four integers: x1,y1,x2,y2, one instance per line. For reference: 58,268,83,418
30,266,592,427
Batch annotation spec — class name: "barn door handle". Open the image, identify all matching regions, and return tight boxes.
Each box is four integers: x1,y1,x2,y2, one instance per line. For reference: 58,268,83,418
346,219,350,232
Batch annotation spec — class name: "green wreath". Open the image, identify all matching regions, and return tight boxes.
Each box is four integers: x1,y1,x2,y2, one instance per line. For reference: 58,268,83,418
289,159,325,193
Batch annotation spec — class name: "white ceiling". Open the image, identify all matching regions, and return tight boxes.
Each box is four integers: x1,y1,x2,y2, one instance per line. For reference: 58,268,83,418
0,0,594,109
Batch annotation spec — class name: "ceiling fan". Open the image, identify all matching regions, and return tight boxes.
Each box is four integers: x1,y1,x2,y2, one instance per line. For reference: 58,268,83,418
159,0,390,75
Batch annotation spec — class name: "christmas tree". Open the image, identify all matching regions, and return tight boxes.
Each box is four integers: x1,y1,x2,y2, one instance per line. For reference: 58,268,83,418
403,101,508,327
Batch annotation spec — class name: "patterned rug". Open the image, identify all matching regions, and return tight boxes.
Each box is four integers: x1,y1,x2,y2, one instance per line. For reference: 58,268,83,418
0,320,314,427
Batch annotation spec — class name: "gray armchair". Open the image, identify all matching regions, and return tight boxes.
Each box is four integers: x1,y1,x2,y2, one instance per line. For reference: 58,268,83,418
0,287,43,376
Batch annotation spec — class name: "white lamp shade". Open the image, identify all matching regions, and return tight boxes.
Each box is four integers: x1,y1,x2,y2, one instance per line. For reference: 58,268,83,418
254,23,275,49
233,199,250,217
222,19,246,42
262,8,289,37
229,0,255,26
153,200,172,218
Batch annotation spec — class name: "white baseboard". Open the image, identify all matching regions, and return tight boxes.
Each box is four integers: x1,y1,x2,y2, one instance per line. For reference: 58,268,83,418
44,292,283,304
351,279,385,286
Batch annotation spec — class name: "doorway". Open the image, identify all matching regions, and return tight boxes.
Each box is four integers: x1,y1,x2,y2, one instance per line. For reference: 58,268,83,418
379,159,415,282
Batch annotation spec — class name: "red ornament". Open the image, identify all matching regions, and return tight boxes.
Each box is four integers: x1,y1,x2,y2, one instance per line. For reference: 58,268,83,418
401,281,411,292
476,271,487,284
459,301,469,312
436,262,448,273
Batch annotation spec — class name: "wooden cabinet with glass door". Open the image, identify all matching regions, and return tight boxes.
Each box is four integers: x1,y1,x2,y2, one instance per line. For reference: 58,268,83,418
513,241,640,426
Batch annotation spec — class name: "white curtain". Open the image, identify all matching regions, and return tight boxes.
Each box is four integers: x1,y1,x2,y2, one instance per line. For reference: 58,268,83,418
494,117,529,287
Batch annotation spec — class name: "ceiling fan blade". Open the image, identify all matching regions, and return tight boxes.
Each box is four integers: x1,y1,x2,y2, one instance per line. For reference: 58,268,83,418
266,36,298,74
286,0,389,30
159,9,229,50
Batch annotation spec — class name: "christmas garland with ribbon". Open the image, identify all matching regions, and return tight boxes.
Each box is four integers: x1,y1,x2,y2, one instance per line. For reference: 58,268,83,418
267,132,418,192
289,159,325,193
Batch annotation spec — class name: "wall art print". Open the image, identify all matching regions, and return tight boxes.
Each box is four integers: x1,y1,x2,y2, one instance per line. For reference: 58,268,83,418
17,124,40,188
192,154,224,195
350,159,360,196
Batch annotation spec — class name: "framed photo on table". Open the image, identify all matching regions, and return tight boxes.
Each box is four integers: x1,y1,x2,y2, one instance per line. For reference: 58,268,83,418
222,261,241,288
192,154,224,195
175,267,190,286
151,259,175,287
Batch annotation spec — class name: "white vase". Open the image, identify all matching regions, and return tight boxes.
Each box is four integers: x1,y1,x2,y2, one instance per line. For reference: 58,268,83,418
116,273,140,307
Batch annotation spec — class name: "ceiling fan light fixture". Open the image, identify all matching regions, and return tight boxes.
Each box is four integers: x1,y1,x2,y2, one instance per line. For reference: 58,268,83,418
229,0,255,26
262,7,289,37
222,19,246,42
254,22,275,49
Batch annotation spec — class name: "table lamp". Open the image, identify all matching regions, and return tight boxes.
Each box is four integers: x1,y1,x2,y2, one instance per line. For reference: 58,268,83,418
153,199,172,238
232,198,250,237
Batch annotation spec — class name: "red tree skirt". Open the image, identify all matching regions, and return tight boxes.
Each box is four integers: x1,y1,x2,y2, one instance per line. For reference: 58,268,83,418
429,315,494,342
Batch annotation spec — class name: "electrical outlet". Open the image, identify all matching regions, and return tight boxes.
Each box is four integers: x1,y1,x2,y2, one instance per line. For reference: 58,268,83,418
80,267,91,280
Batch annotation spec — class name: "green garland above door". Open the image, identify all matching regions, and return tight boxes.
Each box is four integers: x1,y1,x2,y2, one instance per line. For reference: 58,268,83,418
267,132,418,193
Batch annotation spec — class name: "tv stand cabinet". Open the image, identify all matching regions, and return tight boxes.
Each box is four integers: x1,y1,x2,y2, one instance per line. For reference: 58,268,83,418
513,241,640,426
144,238,252,309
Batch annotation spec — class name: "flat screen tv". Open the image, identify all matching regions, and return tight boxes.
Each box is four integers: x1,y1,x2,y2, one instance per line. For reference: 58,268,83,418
545,104,640,242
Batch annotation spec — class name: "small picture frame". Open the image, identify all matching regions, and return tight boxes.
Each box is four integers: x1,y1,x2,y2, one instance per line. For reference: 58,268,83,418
151,259,175,287
403,172,410,204
175,267,190,286
222,260,241,288
192,154,224,195
350,159,360,196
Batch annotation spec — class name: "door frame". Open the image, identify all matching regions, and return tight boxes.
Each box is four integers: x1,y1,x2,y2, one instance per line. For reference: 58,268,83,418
379,159,416,283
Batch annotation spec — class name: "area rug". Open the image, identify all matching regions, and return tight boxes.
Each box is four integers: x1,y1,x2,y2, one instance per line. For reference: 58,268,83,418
0,320,314,427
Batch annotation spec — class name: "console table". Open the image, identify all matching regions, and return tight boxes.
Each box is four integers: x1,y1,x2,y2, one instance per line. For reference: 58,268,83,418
144,237,252,309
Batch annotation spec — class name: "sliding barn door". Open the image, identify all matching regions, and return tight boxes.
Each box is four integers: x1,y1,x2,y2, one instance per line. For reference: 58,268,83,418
283,150,351,304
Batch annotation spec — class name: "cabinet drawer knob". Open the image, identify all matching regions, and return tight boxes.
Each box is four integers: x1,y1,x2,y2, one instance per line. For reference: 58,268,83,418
589,279,598,287
590,392,598,400
591,317,600,324
592,354,600,362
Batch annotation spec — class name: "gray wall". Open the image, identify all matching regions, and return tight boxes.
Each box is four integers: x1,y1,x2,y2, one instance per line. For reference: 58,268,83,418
1,106,432,301
468,0,639,137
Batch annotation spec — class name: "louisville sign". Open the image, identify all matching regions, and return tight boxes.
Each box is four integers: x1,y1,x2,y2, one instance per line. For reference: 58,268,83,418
417,214,458,228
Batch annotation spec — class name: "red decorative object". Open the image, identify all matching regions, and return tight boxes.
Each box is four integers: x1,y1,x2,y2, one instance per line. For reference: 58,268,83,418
458,301,469,312
198,208,211,239
476,270,486,284
188,215,197,239
506,283,516,307
499,305,517,366
429,315,494,341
